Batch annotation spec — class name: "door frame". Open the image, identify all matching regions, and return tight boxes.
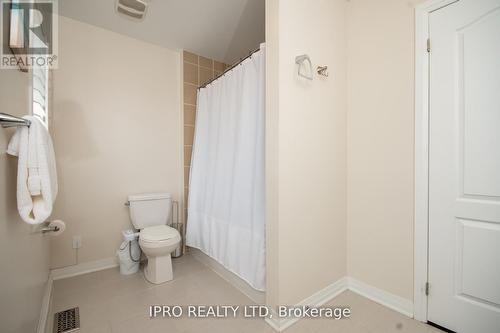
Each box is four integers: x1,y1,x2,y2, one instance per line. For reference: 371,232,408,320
414,0,459,322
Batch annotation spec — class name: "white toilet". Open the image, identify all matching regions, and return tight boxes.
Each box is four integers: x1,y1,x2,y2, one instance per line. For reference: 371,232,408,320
127,193,181,284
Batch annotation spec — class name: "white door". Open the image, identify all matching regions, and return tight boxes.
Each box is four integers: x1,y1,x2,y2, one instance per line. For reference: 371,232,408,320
428,0,500,332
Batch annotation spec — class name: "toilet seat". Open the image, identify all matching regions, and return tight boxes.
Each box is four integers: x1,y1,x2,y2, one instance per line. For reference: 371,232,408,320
138,225,180,284
140,225,179,243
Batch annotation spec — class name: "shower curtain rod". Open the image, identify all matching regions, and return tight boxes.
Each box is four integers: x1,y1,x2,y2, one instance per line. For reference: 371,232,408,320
198,46,261,90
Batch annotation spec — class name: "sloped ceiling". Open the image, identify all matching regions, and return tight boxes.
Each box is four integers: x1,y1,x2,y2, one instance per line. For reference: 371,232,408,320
59,0,265,64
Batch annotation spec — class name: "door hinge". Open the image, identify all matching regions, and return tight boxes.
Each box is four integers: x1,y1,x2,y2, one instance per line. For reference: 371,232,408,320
425,282,430,296
427,38,431,53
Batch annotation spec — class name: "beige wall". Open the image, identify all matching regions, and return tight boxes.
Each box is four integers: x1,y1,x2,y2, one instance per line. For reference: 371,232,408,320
182,51,227,219
267,0,422,307
266,0,348,306
0,70,50,330
50,17,182,268
346,0,423,301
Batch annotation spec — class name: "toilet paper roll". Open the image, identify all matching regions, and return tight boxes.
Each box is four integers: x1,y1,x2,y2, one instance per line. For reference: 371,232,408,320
48,220,66,236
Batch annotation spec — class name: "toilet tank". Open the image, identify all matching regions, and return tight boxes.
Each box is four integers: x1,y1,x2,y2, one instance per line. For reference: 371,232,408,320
128,193,171,229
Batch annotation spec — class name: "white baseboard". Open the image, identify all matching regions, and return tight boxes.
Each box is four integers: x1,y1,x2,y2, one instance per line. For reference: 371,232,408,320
265,277,414,332
189,248,266,305
346,277,414,318
38,257,119,332
265,277,348,332
37,273,53,333
37,257,118,333
48,259,414,333
51,257,119,281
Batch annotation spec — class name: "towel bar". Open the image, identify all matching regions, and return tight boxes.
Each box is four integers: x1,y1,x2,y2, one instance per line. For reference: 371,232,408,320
0,112,31,128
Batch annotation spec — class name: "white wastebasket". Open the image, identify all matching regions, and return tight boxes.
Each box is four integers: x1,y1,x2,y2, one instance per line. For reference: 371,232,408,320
117,239,140,275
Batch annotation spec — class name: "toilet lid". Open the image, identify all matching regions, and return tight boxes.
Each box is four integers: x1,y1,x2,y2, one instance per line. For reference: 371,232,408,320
140,225,179,242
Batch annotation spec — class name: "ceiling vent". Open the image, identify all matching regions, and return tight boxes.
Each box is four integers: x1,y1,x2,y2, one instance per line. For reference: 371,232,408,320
116,0,148,21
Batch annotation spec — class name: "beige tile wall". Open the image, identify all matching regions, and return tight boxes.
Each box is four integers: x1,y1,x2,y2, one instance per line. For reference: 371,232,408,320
183,51,228,218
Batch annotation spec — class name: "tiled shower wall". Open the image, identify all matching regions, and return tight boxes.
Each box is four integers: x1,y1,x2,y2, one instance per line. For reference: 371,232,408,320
183,51,228,219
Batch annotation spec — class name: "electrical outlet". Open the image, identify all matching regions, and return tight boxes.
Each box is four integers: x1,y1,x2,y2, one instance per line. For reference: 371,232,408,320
72,236,82,249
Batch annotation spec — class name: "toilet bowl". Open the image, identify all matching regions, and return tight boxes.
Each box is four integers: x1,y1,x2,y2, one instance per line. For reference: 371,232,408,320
127,193,181,284
139,225,181,284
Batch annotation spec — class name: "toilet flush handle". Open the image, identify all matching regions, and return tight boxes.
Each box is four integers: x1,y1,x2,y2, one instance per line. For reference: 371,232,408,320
124,201,130,207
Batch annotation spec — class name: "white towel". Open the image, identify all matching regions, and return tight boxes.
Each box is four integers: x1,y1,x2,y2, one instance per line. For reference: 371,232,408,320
7,116,58,224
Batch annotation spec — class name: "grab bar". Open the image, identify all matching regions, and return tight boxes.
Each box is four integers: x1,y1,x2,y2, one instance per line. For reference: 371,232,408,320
0,113,31,128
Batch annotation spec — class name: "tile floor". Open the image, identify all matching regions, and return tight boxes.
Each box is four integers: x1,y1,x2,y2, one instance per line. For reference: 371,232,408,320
50,254,443,333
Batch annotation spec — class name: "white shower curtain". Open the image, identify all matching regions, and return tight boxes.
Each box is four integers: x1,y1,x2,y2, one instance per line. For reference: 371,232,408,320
186,44,266,291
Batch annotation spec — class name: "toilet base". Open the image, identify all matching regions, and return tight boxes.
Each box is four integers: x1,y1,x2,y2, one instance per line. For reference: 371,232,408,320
143,253,173,284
